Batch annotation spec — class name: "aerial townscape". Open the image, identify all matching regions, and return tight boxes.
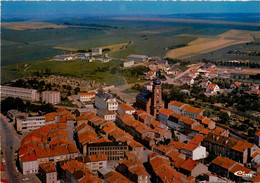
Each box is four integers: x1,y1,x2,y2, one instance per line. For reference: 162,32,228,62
1,1,260,183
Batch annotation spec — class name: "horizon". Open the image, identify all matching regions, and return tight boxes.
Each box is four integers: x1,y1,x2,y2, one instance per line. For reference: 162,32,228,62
2,1,260,19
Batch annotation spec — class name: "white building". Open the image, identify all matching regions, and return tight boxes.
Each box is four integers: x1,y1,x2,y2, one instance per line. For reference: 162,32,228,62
54,55,74,61
118,104,136,115
16,115,46,132
181,143,207,160
1,85,40,101
92,48,102,55
97,109,116,121
206,84,220,94
79,92,96,102
77,154,107,173
42,91,61,105
19,153,38,175
124,61,135,67
95,89,118,112
38,162,57,183
127,54,148,61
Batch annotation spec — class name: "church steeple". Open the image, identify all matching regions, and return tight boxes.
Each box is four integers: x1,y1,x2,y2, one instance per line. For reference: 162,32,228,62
151,70,164,116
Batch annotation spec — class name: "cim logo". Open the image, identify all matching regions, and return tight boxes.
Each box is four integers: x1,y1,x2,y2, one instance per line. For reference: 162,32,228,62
234,171,255,178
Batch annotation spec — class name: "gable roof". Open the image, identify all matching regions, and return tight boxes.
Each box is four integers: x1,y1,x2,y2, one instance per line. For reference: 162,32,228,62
211,156,237,170
180,159,199,172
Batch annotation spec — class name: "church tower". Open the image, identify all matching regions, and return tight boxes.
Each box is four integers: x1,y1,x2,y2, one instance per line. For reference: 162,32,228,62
151,71,164,116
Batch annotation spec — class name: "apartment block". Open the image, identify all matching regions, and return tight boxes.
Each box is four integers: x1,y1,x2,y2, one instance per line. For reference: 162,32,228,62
42,91,61,105
1,85,40,101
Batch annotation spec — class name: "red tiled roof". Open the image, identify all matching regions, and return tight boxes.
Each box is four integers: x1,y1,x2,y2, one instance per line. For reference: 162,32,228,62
255,131,260,136
189,134,205,145
182,143,198,151
159,108,173,116
79,92,96,96
211,156,237,170
168,101,186,107
234,82,241,87
118,104,135,111
202,118,212,125
181,105,204,115
180,159,199,172
20,151,37,162
230,164,252,174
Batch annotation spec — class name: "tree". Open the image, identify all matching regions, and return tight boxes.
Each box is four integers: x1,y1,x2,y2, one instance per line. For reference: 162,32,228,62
218,112,230,124
74,87,80,94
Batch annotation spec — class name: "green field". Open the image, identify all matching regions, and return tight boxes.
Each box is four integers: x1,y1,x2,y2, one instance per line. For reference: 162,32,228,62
2,59,149,86
2,18,260,84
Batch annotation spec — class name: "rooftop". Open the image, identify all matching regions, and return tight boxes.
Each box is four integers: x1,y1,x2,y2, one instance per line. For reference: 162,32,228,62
211,156,237,170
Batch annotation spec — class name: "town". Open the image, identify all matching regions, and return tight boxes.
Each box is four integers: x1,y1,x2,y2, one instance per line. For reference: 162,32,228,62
1,57,260,183
2,1,260,183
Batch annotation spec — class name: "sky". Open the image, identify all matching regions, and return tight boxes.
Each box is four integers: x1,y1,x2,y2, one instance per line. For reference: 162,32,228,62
2,1,260,19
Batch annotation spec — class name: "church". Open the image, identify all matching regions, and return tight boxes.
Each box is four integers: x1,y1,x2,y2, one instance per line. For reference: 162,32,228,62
135,71,164,116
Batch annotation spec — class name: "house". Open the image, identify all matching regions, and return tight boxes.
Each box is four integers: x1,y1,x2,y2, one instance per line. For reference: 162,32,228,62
54,55,74,61
251,84,259,91
79,92,96,102
200,79,211,88
180,143,207,160
127,54,148,61
92,48,102,55
255,131,260,147
200,118,216,129
206,84,220,94
19,150,38,175
200,63,216,69
158,108,173,125
38,162,57,183
116,152,149,183
210,156,237,179
118,104,136,115
76,154,107,173
124,61,135,67
98,168,132,183
202,133,259,164
97,108,116,121
168,101,187,114
180,159,208,177
179,76,194,85
133,110,155,125
166,68,178,75
231,82,242,89
181,105,204,119
145,70,157,80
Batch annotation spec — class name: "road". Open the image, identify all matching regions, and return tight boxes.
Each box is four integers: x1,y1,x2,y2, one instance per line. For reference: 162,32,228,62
1,114,21,183
162,63,203,85
1,114,42,183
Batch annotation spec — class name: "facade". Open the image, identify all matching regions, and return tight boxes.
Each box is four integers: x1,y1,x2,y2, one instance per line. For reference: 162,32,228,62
16,115,46,132
95,89,118,112
87,142,128,161
168,101,187,113
181,143,207,160
42,91,61,105
158,108,173,124
38,162,57,183
202,133,259,164
97,109,116,121
124,61,135,67
79,92,96,102
19,152,38,175
118,104,136,115
76,154,107,173
127,54,148,61
1,85,40,101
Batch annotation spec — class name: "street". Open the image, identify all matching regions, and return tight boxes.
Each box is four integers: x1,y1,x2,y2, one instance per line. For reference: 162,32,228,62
1,114,41,183
1,114,21,183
